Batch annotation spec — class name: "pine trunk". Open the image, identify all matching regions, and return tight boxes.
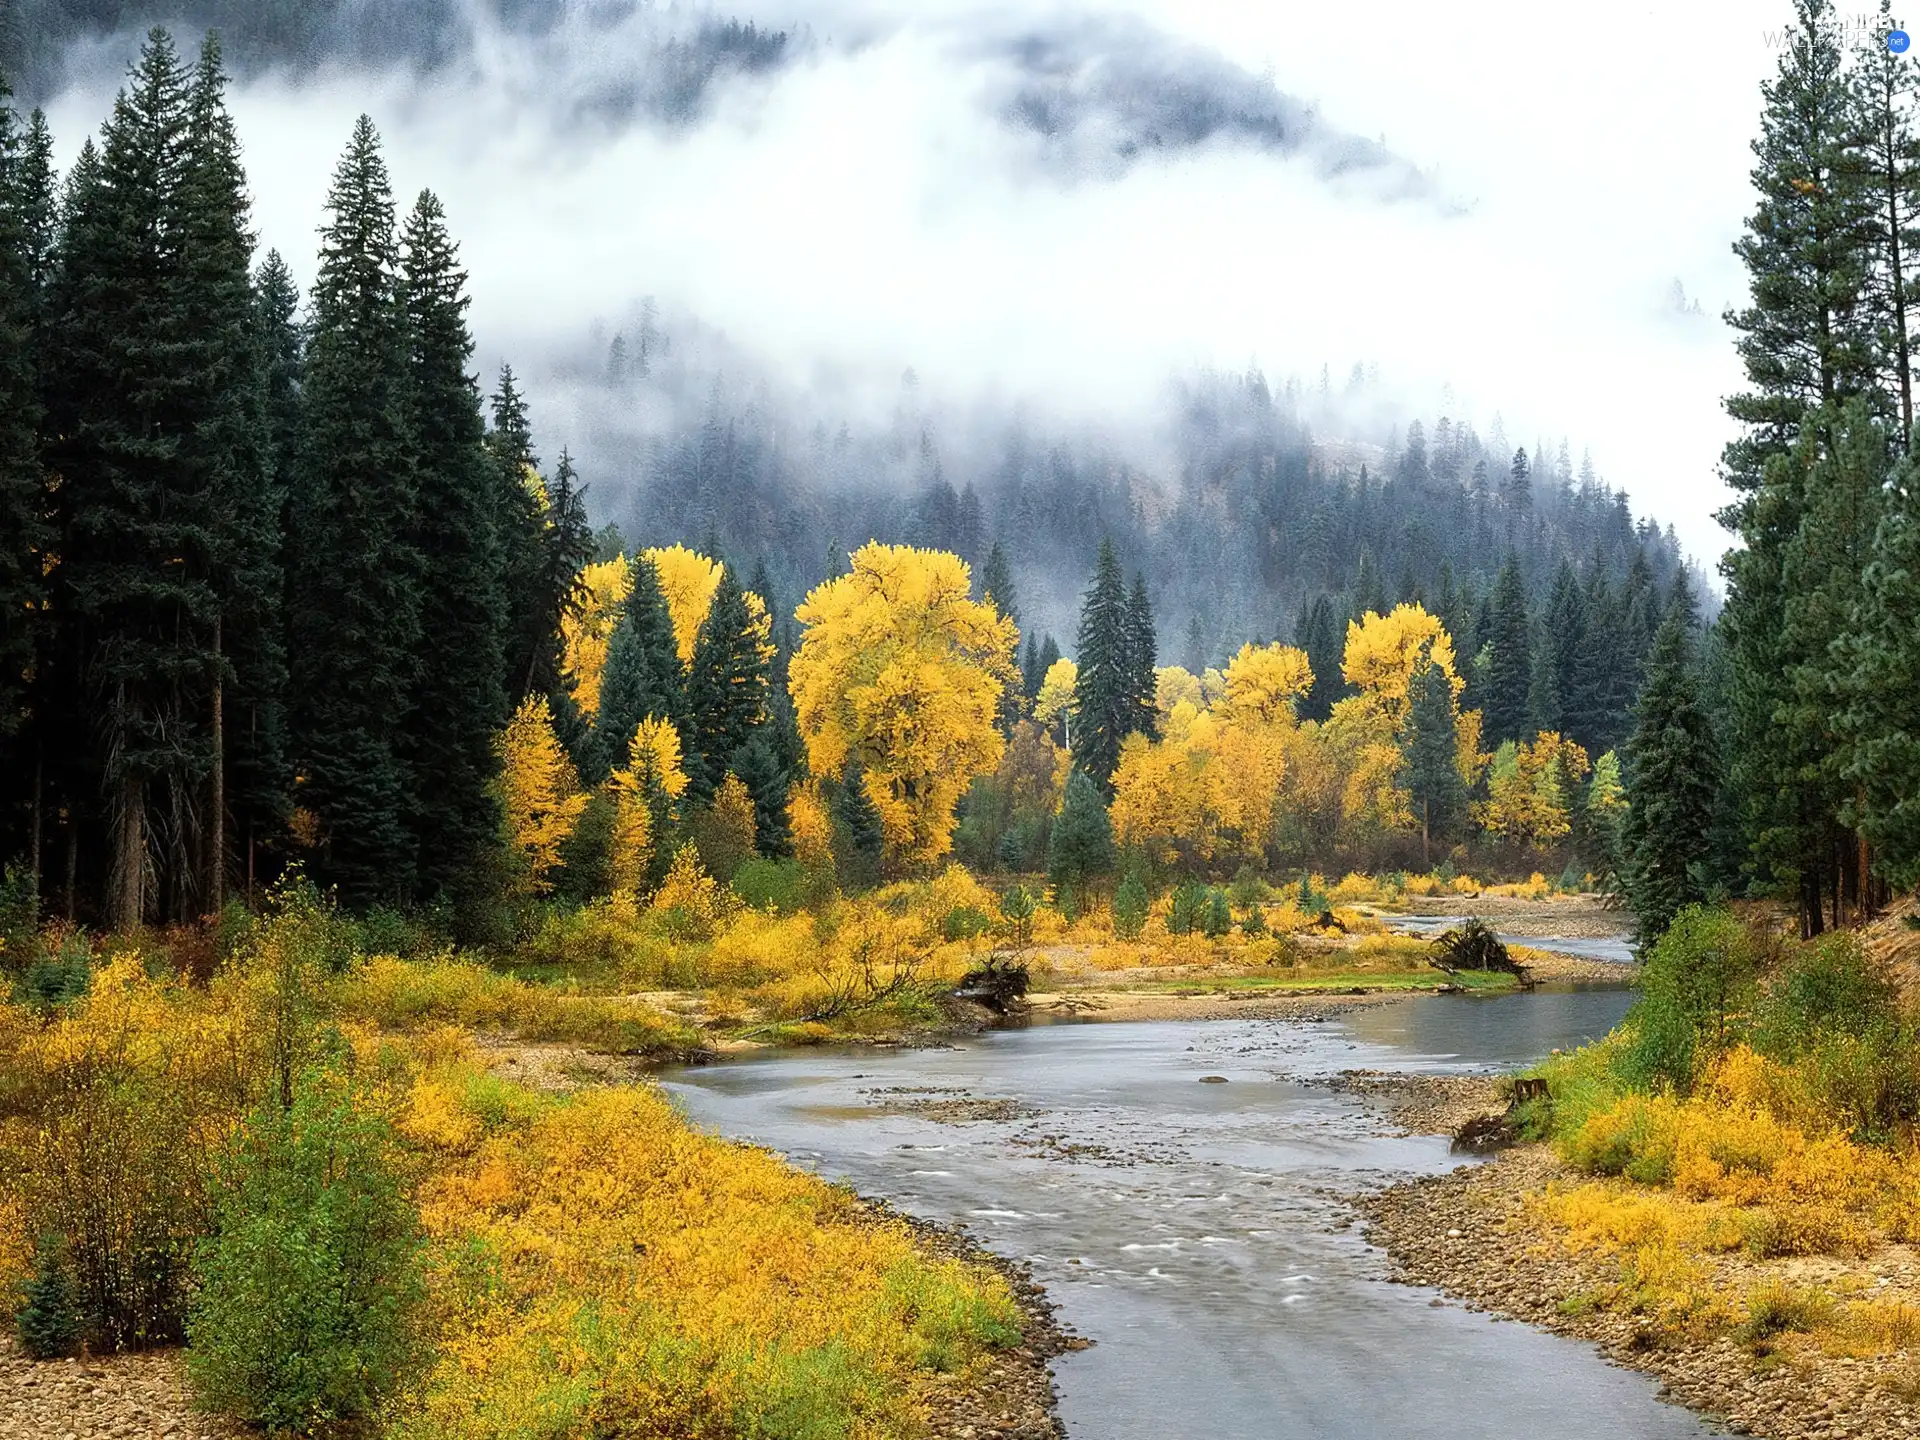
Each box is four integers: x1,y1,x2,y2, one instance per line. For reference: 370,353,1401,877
109,775,146,932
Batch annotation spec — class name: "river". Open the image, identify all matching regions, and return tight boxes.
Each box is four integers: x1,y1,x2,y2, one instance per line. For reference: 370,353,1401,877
661,985,1714,1440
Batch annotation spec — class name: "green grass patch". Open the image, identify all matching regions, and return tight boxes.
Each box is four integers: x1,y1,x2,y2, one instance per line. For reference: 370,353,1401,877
1116,969,1520,995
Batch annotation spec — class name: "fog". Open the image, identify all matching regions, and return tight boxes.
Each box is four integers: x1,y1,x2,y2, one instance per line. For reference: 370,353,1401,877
29,0,1783,567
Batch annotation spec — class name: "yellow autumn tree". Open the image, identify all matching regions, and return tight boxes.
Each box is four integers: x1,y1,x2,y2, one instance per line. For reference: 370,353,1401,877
789,543,1018,868
1154,665,1203,720
691,773,759,881
560,555,633,719
497,695,588,895
644,544,725,663
1475,732,1592,847
1341,604,1460,726
607,717,691,894
1218,642,1313,725
1033,656,1078,745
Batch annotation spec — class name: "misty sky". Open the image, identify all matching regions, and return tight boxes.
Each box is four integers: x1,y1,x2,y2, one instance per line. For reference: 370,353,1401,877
38,0,1807,566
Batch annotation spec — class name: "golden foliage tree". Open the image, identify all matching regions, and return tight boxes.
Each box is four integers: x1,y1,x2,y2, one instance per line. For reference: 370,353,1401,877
606,717,690,894
789,544,1017,868
1342,604,1461,725
1033,656,1078,745
692,773,759,882
497,695,588,895
1476,732,1593,847
559,556,633,720
643,544,725,663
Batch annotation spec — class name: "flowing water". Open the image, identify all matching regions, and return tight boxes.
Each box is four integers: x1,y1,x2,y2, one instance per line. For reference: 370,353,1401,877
661,984,1715,1440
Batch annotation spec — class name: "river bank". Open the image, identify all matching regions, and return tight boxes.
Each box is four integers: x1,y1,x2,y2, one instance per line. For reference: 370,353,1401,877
1354,1091,1920,1439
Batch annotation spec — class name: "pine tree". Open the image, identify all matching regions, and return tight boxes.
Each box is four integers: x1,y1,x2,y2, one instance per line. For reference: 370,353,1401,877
1851,0,1920,448
1536,560,1586,738
45,30,217,928
179,34,281,912
730,729,793,858
1841,451,1920,884
0,76,48,754
1070,539,1132,790
1401,643,1465,865
1621,613,1723,943
487,364,550,704
1048,770,1114,892
593,555,683,782
683,569,768,803
1122,574,1160,742
286,114,419,906
978,541,1017,624
1483,555,1533,744
396,189,506,913
1295,594,1343,723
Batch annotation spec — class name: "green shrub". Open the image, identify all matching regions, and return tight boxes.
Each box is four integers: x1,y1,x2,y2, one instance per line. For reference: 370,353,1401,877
733,857,814,915
1200,888,1233,938
1227,866,1269,907
1167,882,1206,936
1619,906,1762,1094
0,866,42,972
1054,883,1079,926
941,905,992,943
1239,903,1268,937
1757,933,1902,1054
187,1074,424,1433
1112,872,1149,940
14,1235,81,1359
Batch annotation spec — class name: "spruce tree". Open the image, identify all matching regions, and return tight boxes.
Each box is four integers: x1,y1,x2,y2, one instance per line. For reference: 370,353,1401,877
45,30,217,927
683,569,768,803
1122,574,1160,743
593,555,683,782
1841,451,1920,884
0,76,48,753
1621,613,1723,943
834,760,883,884
1483,555,1533,744
286,115,419,906
1295,593,1343,723
978,541,1017,624
1070,538,1131,790
1401,644,1465,866
730,729,793,858
1720,0,1881,933
396,189,506,912
1048,770,1115,893
179,35,282,910
487,364,550,703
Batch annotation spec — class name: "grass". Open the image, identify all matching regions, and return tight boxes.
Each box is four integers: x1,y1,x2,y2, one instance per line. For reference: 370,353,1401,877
1120,968,1520,995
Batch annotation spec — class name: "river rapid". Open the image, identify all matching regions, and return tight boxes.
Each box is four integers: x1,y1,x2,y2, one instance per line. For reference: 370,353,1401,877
662,986,1717,1440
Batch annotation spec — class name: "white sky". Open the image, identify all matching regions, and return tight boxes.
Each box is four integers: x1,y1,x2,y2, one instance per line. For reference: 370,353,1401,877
40,0,1825,568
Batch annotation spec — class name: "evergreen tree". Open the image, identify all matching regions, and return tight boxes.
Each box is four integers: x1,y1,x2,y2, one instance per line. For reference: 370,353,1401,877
45,29,218,927
593,555,683,781
180,34,283,911
834,760,883,884
1841,451,1920,884
1070,539,1132,790
1621,613,1723,943
1295,593,1343,723
1034,634,1061,703
0,76,48,754
1851,0,1920,449
487,364,550,704
396,188,506,913
978,541,1017,624
286,114,419,906
1122,574,1160,743
683,569,768,803
730,729,793,859
1483,555,1533,744
1537,559,1586,738
1048,770,1114,893
1401,643,1465,865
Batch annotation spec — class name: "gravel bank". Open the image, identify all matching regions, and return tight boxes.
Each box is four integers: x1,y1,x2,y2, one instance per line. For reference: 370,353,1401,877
0,1336,236,1439
1354,1098,1920,1439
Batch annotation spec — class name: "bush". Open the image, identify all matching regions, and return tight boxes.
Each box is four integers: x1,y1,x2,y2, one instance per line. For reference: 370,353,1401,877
188,1074,424,1433
1227,866,1269,908
733,856,816,915
1167,882,1206,936
1054,883,1079,926
1239,903,1267,937
14,1235,81,1359
1200,888,1233,938
941,905,992,943
1112,872,1149,940
1620,906,1762,1094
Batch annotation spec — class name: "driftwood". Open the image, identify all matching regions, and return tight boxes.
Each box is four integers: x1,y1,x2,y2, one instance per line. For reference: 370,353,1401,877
954,958,1031,1013
1427,917,1533,986
1451,1076,1553,1154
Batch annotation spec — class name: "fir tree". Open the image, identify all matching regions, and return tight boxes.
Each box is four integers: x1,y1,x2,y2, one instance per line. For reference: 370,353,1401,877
730,729,793,858
1048,771,1114,893
396,189,506,913
834,760,883,884
286,114,419,906
1070,539,1132,790
1622,613,1723,943
1122,574,1160,743
593,555,683,782
1483,556,1533,744
1295,594,1343,723
0,76,48,753
487,364,551,704
1840,451,1920,884
683,569,768,803
1401,643,1465,866
978,541,1017,624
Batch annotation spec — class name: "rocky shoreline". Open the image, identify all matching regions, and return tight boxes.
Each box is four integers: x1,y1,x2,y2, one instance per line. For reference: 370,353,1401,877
1351,1082,1920,1440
